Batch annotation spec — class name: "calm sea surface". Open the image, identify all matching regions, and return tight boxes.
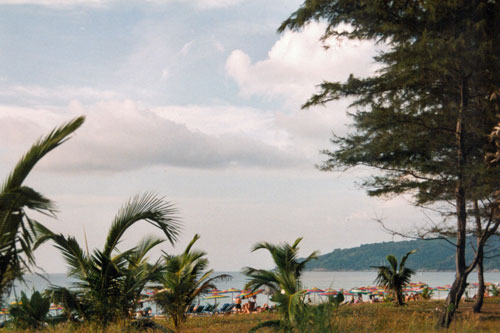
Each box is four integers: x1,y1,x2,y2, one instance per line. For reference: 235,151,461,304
10,270,500,304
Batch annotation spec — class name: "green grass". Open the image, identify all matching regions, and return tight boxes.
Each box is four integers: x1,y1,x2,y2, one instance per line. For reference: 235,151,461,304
5,297,500,332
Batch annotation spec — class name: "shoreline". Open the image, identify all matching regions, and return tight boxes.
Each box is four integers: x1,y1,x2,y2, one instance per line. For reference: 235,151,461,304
307,269,500,273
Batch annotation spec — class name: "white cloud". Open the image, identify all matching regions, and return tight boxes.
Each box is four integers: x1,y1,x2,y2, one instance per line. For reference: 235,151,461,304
0,85,120,102
0,0,109,7
147,0,243,9
0,101,304,172
152,104,290,148
226,22,379,107
0,0,242,10
178,41,194,56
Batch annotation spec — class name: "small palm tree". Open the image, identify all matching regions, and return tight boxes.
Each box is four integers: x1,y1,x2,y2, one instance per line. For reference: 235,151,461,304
243,237,318,331
0,117,84,304
155,234,230,332
35,193,181,325
372,249,416,306
8,290,51,329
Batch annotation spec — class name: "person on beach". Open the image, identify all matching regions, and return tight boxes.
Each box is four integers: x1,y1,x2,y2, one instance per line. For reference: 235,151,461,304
234,296,242,313
257,303,269,313
248,295,257,312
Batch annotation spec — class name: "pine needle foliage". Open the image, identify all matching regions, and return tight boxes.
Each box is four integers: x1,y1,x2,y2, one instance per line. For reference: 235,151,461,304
280,0,500,327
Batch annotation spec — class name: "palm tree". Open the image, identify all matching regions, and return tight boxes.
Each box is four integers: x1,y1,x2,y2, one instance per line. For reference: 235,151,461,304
8,290,51,329
372,249,416,306
0,116,84,304
243,237,318,331
35,193,181,325
155,234,230,332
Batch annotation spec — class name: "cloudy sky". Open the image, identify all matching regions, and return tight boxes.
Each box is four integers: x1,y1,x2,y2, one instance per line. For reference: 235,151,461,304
0,0,422,273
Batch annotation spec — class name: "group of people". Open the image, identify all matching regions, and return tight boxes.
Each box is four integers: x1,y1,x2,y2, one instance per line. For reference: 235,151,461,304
131,306,153,319
233,295,270,314
405,293,421,302
342,294,381,305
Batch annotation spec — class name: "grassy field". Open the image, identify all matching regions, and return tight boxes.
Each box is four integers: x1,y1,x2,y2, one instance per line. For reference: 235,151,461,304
7,297,500,332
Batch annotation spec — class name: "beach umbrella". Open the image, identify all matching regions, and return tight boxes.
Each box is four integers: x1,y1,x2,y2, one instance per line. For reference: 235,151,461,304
306,287,324,304
204,294,228,298
306,287,324,294
350,289,370,295
322,288,337,293
204,294,229,306
208,288,223,294
222,288,241,301
240,289,263,298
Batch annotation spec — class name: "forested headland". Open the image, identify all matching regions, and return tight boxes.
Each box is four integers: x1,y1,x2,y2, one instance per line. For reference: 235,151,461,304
305,239,500,272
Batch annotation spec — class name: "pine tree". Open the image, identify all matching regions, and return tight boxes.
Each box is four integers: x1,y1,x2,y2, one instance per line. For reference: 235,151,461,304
280,0,500,327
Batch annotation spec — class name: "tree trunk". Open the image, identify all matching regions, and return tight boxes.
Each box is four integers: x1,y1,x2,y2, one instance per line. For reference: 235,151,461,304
438,77,469,328
473,199,485,314
396,290,404,306
438,272,469,327
473,253,485,313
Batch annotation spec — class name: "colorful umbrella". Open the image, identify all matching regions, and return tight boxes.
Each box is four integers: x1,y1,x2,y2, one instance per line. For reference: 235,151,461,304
204,294,229,299
204,294,229,306
222,288,241,301
208,288,223,294
240,289,263,298
306,287,325,294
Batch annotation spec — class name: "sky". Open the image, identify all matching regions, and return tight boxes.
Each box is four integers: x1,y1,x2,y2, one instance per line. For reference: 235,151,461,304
0,0,424,273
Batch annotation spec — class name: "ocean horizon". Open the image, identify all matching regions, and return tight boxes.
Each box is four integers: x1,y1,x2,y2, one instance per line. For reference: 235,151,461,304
8,271,500,303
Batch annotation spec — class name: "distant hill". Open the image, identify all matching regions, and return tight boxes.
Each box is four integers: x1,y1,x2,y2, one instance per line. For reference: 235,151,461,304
306,239,499,271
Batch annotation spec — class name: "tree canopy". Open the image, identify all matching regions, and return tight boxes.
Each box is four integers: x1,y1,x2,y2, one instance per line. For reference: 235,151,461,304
281,0,500,327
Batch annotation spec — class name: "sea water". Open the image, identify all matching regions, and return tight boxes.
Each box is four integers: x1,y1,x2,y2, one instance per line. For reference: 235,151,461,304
9,271,500,301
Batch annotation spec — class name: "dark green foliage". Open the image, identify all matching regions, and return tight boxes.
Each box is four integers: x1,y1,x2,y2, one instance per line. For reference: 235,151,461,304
8,290,50,329
131,319,173,333
0,117,84,304
280,1,500,326
155,234,231,332
305,238,500,271
248,320,281,332
372,250,416,306
421,286,434,300
244,238,318,331
296,296,342,333
35,193,181,325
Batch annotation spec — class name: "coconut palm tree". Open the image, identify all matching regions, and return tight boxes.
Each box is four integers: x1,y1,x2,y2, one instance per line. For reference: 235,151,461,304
243,237,318,331
35,193,181,325
372,250,416,306
155,234,230,332
0,116,84,304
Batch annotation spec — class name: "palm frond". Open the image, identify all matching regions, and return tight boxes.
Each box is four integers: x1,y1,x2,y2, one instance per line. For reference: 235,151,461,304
0,116,84,301
400,249,417,270
103,193,180,257
386,255,398,272
2,116,84,192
